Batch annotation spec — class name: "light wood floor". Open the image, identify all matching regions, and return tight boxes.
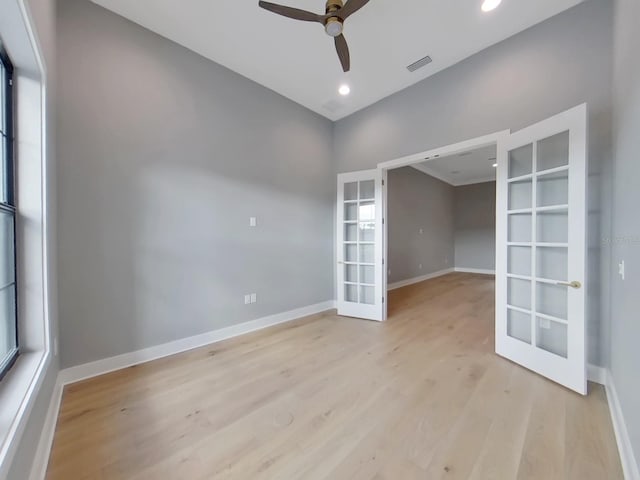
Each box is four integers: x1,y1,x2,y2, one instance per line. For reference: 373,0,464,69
46,273,623,479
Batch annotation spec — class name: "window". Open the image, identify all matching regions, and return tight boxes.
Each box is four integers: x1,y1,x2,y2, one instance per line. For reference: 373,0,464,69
0,43,17,380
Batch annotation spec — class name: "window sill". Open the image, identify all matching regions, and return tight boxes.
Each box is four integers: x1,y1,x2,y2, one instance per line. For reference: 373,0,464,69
0,350,50,476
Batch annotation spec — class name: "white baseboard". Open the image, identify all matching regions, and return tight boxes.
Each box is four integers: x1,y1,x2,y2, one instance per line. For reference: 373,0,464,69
28,378,63,480
587,364,607,385
454,267,496,275
387,268,455,291
604,370,640,480
58,300,336,386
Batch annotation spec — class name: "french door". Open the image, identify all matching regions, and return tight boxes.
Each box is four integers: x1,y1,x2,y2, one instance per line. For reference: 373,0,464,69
336,170,385,321
496,104,587,394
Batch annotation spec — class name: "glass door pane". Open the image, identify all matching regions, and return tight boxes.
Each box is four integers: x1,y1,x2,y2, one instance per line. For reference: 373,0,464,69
537,131,569,171
341,178,379,308
536,317,568,358
505,133,571,353
506,145,534,344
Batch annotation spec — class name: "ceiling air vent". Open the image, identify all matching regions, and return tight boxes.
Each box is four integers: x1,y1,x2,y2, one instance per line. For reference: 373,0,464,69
407,55,432,73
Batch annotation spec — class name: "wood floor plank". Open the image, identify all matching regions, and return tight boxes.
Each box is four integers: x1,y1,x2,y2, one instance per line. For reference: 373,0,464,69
46,273,623,479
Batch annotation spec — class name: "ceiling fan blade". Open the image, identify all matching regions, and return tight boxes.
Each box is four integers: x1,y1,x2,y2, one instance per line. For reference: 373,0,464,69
334,34,350,72
338,0,370,19
258,1,322,22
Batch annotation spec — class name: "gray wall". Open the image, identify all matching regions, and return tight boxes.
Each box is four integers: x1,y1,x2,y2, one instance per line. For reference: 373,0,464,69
610,0,640,467
5,0,60,478
454,182,496,272
387,168,454,284
56,0,334,368
334,0,613,366
387,169,496,284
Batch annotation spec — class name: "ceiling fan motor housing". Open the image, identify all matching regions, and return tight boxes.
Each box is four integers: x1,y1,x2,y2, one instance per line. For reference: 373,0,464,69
324,0,344,36
325,0,344,14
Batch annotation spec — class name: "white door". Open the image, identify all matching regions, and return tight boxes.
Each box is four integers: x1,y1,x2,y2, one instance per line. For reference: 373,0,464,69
336,170,385,321
496,104,588,394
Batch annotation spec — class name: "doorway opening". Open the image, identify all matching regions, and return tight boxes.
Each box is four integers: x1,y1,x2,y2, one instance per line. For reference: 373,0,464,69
378,132,507,313
384,142,498,304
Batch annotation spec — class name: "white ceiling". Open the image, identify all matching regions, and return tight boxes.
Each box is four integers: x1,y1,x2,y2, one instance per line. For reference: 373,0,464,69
90,0,584,121
412,144,497,186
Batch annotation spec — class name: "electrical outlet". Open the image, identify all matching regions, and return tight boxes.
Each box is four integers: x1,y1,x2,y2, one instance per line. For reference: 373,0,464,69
53,337,59,357
249,217,257,227
419,264,423,270
244,294,251,305
419,228,424,234
250,293,257,304
619,260,625,280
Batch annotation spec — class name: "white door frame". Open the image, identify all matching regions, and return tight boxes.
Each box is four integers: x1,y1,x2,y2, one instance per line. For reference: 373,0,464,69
376,130,510,319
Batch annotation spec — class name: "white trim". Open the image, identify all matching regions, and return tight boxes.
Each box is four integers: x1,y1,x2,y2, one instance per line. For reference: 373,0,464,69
605,370,640,480
587,364,607,385
0,353,51,479
381,168,388,320
0,0,55,476
606,371,640,480
454,267,495,275
27,378,62,480
58,300,336,385
387,268,455,291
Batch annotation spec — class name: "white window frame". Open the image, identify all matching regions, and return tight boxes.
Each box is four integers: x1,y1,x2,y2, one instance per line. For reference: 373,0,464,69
0,0,54,476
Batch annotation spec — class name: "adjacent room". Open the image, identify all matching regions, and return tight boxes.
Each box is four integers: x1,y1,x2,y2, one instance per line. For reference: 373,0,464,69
387,144,497,289
0,0,639,478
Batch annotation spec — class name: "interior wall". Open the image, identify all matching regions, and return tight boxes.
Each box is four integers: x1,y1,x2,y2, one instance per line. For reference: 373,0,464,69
387,167,497,284
333,0,613,366
454,182,496,272
387,167,454,284
56,0,334,369
610,0,640,468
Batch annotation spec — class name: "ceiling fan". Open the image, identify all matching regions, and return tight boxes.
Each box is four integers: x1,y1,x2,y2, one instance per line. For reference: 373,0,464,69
258,0,370,72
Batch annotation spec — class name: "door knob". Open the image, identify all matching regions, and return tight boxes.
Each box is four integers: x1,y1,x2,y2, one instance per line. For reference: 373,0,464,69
556,281,582,289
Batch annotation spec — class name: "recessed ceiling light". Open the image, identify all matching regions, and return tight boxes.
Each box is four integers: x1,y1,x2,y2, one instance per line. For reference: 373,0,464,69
338,84,351,96
481,0,502,12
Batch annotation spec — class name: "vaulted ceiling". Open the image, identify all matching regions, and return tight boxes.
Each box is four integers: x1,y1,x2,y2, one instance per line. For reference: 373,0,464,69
90,0,584,120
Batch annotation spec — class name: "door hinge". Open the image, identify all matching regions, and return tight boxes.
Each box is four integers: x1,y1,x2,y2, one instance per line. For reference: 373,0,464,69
382,179,385,186
382,218,385,225
382,258,385,265
382,297,385,303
